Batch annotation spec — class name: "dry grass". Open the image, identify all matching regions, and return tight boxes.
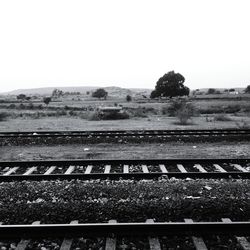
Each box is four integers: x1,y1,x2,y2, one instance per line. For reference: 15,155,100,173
0,115,250,131
0,142,249,161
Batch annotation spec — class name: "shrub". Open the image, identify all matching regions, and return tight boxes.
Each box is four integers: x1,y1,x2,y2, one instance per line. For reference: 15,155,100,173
43,97,51,106
126,95,132,102
28,102,34,110
55,110,67,117
9,104,16,109
167,100,185,117
101,111,129,120
16,94,26,100
131,107,148,118
207,88,216,94
245,85,250,93
19,103,25,109
88,110,129,120
161,106,168,115
68,110,78,116
224,105,241,114
214,114,232,121
0,112,8,121
235,120,250,129
176,106,192,125
168,99,196,125
37,104,43,110
88,111,101,121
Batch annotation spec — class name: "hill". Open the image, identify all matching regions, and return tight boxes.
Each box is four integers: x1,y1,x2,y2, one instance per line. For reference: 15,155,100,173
1,86,152,98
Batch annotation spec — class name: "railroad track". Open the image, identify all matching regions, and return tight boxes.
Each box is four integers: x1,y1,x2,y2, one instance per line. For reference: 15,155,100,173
0,158,249,181
1,128,250,137
0,218,250,249
0,129,250,145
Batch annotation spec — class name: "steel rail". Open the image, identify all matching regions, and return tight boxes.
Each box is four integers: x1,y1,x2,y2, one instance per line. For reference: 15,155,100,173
0,158,248,167
0,221,250,238
0,129,249,138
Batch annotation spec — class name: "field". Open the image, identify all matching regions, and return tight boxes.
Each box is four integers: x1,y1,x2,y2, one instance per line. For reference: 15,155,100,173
0,94,250,161
0,94,249,161
0,91,250,249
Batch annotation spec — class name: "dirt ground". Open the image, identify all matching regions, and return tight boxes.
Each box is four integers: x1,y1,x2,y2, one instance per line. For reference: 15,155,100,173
0,115,249,131
0,141,249,161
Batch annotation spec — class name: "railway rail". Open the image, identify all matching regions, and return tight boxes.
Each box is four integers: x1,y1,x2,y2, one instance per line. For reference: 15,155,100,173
1,128,250,137
1,129,250,145
0,158,249,182
0,218,250,249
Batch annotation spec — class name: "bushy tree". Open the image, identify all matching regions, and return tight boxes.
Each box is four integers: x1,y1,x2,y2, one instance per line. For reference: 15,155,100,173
92,88,108,99
52,88,63,98
150,71,189,98
150,90,158,99
0,112,8,121
245,85,250,93
126,95,132,102
207,88,216,94
43,97,51,106
168,99,196,125
17,94,26,100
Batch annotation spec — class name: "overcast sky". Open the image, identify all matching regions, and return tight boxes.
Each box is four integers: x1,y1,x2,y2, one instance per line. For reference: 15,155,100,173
0,0,250,92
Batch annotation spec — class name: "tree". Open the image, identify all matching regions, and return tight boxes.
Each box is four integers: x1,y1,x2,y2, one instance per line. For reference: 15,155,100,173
229,88,235,92
126,95,132,102
150,71,189,98
92,88,108,99
43,97,51,106
52,88,63,98
150,90,158,99
245,85,250,93
207,88,216,94
17,94,26,101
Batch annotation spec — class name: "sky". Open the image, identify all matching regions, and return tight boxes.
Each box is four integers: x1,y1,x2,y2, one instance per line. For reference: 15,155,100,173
0,0,250,92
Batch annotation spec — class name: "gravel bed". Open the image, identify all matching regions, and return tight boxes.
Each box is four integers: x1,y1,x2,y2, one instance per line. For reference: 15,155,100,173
71,237,105,250
0,240,19,250
47,167,66,174
147,165,161,172
26,238,61,250
163,164,180,172
160,236,195,250
128,165,142,173
0,235,245,249
1,179,250,225
2,134,250,146
180,164,200,172
92,165,105,173
32,166,50,174
116,236,150,250
71,166,87,174
0,167,11,175
204,235,240,249
109,165,123,173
